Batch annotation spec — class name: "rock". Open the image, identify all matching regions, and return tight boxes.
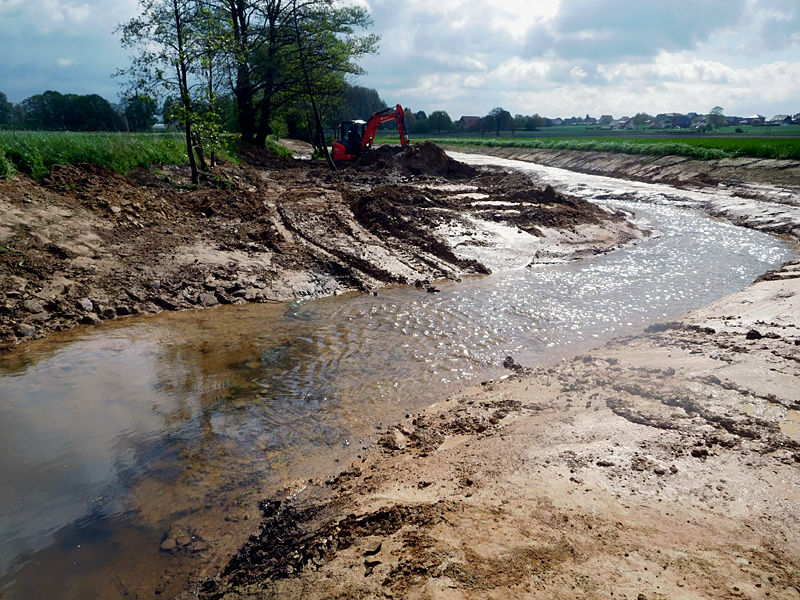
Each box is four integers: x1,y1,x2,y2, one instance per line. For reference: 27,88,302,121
363,541,382,557
100,306,117,319
23,299,44,313
746,329,763,340
81,314,102,325
16,323,37,337
116,305,132,316
197,292,219,307
160,538,177,552
76,297,94,312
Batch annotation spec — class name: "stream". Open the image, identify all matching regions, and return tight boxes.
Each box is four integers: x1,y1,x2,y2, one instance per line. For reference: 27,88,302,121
0,155,793,599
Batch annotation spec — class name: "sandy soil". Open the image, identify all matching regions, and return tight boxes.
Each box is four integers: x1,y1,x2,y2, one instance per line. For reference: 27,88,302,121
2,141,799,599
198,259,800,600
0,142,642,349
193,145,800,600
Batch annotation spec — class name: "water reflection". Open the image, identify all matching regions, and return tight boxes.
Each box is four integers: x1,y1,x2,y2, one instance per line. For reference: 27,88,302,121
0,169,793,599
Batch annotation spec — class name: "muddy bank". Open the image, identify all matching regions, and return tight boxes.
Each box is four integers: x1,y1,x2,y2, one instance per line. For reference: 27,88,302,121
199,258,800,600
0,142,643,349
449,145,800,191
447,146,800,244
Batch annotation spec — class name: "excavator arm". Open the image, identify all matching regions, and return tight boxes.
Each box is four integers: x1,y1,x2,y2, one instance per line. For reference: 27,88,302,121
331,104,409,161
361,104,410,152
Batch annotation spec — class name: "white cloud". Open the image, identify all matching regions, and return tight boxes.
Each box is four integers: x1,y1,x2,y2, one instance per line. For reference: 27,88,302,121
57,57,75,67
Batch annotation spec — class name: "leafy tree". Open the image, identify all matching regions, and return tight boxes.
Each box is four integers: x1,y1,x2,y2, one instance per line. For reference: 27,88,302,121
123,95,159,131
631,112,651,129
20,91,123,130
208,0,378,147
707,106,726,130
341,84,385,121
427,110,452,134
523,114,545,131
487,106,511,137
117,0,209,183
0,92,13,125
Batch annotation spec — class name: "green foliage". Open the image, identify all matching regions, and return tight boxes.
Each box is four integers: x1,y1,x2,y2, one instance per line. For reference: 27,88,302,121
0,131,194,180
265,135,294,158
431,136,800,161
0,147,16,178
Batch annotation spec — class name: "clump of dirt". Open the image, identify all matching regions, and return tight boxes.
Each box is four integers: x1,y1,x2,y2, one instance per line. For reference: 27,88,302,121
356,141,477,178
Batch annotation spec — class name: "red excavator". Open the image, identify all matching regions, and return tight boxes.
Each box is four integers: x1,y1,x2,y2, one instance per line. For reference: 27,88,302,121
332,104,410,161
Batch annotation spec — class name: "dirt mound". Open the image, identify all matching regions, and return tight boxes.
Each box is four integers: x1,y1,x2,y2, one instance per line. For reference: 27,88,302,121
356,141,477,178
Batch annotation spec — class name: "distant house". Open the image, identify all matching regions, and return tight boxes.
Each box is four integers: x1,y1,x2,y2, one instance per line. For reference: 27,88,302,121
793,113,800,125
598,114,613,125
151,123,168,133
746,114,766,125
657,113,692,129
769,115,792,125
584,117,597,125
551,118,563,126
457,116,481,130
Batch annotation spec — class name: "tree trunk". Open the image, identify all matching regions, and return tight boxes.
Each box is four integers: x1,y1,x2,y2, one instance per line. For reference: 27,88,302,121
291,2,335,171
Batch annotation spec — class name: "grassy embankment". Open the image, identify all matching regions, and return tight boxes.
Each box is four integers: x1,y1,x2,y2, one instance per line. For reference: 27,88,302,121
0,131,292,180
423,135,800,161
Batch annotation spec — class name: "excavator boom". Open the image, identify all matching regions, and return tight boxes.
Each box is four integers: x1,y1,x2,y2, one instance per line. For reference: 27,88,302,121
332,104,409,161
361,104,409,152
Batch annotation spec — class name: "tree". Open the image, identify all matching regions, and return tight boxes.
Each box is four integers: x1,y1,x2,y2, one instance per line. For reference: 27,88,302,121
707,106,726,130
631,112,651,129
0,92,13,125
428,110,452,134
123,95,159,131
19,91,123,130
487,106,511,137
341,84,385,121
118,0,209,183
207,0,378,147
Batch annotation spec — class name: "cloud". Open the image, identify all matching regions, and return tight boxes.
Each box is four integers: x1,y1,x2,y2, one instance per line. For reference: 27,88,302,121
524,0,749,61
57,57,75,67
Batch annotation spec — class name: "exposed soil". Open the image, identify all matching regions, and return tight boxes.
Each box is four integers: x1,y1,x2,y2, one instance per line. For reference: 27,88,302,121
451,145,800,191
0,141,642,349
4,141,800,600
189,144,800,600
199,259,800,600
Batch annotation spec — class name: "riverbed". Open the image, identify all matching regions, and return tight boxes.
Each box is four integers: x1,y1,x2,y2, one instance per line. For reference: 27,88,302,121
0,155,793,599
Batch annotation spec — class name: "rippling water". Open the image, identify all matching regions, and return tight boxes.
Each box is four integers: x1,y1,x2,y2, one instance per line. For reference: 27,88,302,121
0,156,793,599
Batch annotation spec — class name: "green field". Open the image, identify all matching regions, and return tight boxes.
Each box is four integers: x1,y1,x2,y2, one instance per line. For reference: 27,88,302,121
0,131,287,180
422,135,800,161
0,131,192,180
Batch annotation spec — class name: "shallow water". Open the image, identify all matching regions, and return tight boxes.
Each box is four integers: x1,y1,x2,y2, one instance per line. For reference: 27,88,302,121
0,156,793,599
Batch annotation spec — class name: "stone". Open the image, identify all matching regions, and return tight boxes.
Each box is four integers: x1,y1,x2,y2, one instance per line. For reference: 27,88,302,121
81,314,102,325
160,538,177,552
76,297,94,312
197,292,219,308
100,306,117,319
23,299,44,313
16,323,37,337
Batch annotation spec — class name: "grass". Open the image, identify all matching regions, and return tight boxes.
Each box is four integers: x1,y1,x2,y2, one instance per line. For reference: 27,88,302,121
420,135,800,161
0,131,246,180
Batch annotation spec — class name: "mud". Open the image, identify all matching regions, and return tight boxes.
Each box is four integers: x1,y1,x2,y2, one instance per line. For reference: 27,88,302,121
0,142,643,349
199,259,800,600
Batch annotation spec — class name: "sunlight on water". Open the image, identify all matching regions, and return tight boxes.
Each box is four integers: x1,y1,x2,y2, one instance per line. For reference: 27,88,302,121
0,156,792,599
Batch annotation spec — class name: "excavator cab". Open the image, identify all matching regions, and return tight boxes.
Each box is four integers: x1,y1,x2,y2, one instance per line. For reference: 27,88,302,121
332,104,409,162
334,120,367,160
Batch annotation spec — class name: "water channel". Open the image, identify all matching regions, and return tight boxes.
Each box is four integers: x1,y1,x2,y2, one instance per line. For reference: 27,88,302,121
0,155,794,599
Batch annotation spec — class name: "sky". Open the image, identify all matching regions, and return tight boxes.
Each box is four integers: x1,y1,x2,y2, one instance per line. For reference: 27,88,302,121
1,0,798,120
